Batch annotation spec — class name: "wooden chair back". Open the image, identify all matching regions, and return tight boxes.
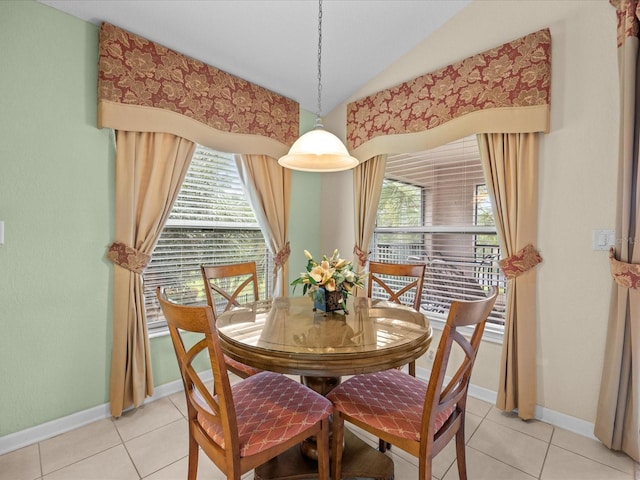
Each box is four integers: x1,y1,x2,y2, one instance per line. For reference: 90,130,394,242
328,288,497,480
420,287,498,478
157,287,331,480
201,262,263,379
156,287,239,477
367,261,427,379
367,261,426,310
201,262,260,316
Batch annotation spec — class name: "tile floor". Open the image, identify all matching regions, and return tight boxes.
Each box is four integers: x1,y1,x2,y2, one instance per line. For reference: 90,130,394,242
1,387,637,480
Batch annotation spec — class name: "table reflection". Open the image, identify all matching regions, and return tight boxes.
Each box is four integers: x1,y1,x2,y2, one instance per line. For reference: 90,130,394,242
216,295,431,378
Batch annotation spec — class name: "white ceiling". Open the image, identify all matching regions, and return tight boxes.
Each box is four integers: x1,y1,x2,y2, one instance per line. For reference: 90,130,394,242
37,0,470,114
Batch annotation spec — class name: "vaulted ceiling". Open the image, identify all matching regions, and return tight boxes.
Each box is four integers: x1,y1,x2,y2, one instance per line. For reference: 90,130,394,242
37,0,470,115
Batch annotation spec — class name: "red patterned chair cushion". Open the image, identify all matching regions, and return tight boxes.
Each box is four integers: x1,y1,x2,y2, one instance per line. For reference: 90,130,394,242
223,354,261,377
198,372,333,457
327,369,454,441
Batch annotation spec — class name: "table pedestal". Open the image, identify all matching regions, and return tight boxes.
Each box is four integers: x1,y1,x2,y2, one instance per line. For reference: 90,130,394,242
254,375,393,480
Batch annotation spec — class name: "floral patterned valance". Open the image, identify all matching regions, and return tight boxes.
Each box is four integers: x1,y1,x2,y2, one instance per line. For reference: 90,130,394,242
98,23,298,157
347,29,551,161
611,0,640,46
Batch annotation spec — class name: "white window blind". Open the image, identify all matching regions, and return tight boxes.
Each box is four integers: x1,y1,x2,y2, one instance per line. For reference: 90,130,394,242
372,136,506,325
143,147,274,332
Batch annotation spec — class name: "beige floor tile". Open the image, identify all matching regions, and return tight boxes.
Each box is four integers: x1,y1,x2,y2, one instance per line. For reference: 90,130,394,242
42,445,138,480
541,445,634,480
467,419,548,477
167,391,187,418
464,412,483,441
39,418,121,475
431,442,456,479
485,407,553,442
142,452,227,479
466,396,493,418
114,398,184,441
388,451,420,479
442,446,536,480
7,387,640,480
551,427,634,475
125,419,188,478
0,444,41,480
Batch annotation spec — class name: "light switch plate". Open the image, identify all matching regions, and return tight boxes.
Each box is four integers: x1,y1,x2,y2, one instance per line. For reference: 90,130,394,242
592,229,615,251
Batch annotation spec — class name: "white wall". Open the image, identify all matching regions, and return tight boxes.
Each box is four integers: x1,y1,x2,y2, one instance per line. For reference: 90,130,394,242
322,0,618,425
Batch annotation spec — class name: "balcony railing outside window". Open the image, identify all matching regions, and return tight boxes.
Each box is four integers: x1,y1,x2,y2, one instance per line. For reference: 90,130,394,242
372,136,506,326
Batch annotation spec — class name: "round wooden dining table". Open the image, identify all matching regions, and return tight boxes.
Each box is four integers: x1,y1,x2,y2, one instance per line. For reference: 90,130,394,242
216,295,432,480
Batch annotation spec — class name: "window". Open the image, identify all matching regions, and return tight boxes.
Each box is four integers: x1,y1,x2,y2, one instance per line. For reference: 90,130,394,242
143,146,274,333
371,136,506,327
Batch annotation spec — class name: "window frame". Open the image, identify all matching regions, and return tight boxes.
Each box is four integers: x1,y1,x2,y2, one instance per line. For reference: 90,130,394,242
143,146,274,335
371,138,506,340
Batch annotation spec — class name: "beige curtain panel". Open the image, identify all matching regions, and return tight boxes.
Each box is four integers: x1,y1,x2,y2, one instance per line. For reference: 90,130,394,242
595,0,640,463
345,30,550,420
236,154,292,297
353,155,387,275
478,132,540,420
98,21,301,417
108,131,195,417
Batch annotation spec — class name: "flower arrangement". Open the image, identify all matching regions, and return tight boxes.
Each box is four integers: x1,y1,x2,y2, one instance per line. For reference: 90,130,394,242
291,249,366,313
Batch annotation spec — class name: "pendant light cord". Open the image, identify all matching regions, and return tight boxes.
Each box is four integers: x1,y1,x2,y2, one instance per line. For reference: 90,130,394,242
277,0,359,171
316,0,323,125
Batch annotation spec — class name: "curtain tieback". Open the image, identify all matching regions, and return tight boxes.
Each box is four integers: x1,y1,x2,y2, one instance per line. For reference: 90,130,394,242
353,245,369,266
609,248,640,289
498,243,542,279
106,241,150,274
274,242,291,273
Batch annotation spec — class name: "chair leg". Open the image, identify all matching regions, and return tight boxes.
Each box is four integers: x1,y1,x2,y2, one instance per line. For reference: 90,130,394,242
418,457,432,480
409,360,416,377
331,413,345,480
187,425,199,480
455,424,468,480
317,418,330,480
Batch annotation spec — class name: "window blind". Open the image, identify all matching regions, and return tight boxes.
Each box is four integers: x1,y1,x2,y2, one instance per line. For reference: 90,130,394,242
143,147,274,332
372,136,506,325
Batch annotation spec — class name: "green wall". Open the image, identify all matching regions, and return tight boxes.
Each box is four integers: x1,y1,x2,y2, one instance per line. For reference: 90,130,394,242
287,110,323,293
0,1,113,435
0,0,321,437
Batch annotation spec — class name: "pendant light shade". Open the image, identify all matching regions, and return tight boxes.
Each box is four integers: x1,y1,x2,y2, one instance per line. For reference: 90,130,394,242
278,122,359,172
278,0,358,173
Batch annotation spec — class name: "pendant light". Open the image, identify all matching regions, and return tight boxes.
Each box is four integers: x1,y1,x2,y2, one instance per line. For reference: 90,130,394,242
278,0,359,172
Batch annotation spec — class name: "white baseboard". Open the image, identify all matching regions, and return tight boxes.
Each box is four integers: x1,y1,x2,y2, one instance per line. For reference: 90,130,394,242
414,365,597,441
0,377,186,456
0,370,594,456
534,404,597,441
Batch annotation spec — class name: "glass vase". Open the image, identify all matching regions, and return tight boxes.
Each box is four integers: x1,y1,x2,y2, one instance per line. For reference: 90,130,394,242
313,287,345,313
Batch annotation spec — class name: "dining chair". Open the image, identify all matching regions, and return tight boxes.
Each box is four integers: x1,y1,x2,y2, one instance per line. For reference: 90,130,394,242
201,262,260,314
156,287,332,480
367,261,427,376
201,262,262,378
327,288,498,480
